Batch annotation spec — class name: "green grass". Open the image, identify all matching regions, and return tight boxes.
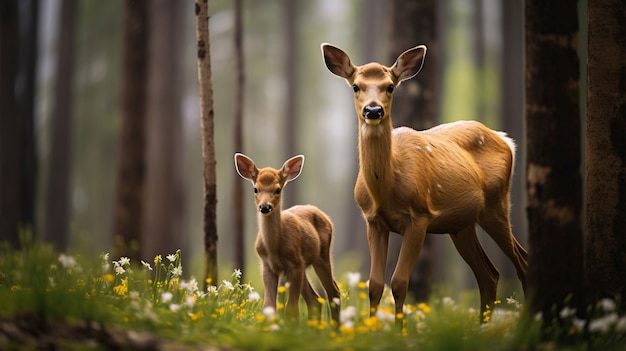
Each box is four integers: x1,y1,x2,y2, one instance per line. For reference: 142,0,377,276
0,240,625,350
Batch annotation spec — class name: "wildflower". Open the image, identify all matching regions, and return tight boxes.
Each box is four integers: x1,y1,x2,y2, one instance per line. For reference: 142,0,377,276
154,255,162,264
357,281,367,289
263,306,276,319
572,317,586,332
589,313,618,334
268,323,280,331
358,292,368,300
58,254,76,269
599,298,616,312
207,285,218,295
346,272,361,288
179,279,199,293
141,260,153,271
103,274,114,283
222,280,234,291
119,257,131,266
442,296,455,307
167,254,177,262
171,265,183,277
115,265,126,275
169,304,181,312
161,291,173,303
560,306,576,319
113,278,128,296
317,297,326,305
248,291,261,301
341,306,357,324
233,269,242,279
418,303,431,314
184,296,195,308
277,285,287,294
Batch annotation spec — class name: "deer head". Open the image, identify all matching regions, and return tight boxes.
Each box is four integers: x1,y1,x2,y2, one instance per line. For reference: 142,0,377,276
321,43,427,126
234,153,304,215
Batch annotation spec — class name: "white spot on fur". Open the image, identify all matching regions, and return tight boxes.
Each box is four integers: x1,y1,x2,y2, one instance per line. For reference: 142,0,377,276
425,145,432,153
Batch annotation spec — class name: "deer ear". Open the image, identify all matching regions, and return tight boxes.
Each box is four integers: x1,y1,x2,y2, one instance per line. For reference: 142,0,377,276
282,155,304,183
391,45,427,84
321,43,355,80
234,153,258,182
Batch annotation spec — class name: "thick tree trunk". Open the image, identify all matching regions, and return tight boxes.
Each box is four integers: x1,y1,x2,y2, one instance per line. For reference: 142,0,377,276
585,0,626,307
142,0,186,262
113,0,150,261
387,0,440,302
43,0,77,251
525,0,584,319
195,0,218,286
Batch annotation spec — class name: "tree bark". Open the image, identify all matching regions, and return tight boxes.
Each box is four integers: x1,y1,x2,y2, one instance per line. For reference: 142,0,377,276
585,0,626,307
113,0,150,261
232,0,246,276
195,0,218,286
387,0,440,303
43,0,77,251
142,0,186,262
525,0,584,319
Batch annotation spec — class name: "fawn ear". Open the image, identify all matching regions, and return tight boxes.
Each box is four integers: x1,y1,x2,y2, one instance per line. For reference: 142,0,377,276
321,43,356,80
282,155,304,184
391,45,427,84
234,153,258,182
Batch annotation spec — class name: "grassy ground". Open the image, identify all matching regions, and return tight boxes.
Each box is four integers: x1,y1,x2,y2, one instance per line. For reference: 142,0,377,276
0,240,625,350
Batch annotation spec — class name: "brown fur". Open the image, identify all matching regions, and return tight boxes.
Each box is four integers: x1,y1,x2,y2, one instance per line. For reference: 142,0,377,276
235,153,340,324
322,43,528,320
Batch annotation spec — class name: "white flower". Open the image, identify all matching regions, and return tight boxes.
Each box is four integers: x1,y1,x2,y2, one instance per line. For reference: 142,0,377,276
115,265,126,275
141,260,152,271
179,279,198,293
599,298,616,312
161,292,173,303
263,306,276,318
341,306,357,324
269,323,280,331
58,254,76,269
207,285,218,295
376,308,395,322
102,253,110,261
119,257,131,266
233,269,242,279
559,306,576,319
248,291,261,301
222,280,234,291
589,313,618,334
167,254,177,262
171,265,183,276
169,304,181,312
346,272,361,288
572,317,586,332
442,297,455,307
184,296,195,308
534,312,543,322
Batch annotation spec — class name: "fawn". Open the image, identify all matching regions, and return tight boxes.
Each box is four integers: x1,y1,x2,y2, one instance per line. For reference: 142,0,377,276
321,43,528,322
234,153,341,324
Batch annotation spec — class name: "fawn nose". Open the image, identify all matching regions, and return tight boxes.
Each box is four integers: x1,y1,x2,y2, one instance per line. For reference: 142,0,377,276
259,204,273,214
363,105,384,120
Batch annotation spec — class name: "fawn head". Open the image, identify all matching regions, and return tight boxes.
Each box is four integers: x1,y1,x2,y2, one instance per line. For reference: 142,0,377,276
234,153,304,215
321,43,427,126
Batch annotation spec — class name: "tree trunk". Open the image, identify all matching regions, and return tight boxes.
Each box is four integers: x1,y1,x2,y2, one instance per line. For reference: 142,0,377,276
232,0,246,276
585,0,626,308
113,0,150,261
142,0,186,262
387,0,440,303
195,0,218,287
43,0,77,251
0,0,21,246
282,0,299,208
525,0,584,320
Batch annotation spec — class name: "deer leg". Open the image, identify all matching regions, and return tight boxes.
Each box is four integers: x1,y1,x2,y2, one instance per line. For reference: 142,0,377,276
367,221,389,315
301,275,322,321
450,225,499,318
285,268,304,323
478,211,528,294
261,262,279,310
390,218,428,323
313,261,341,324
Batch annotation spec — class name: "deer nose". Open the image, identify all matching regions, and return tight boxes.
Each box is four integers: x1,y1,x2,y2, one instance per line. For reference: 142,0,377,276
363,105,384,120
259,204,273,214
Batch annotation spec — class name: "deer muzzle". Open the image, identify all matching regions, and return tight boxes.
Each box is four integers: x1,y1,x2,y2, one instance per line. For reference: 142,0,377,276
259,204,273,214
363,105,384,125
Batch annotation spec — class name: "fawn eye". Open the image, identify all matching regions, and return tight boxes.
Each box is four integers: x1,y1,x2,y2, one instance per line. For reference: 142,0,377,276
352,84,359,93
275,188,281,195
386,84,394,93
253,187,258,194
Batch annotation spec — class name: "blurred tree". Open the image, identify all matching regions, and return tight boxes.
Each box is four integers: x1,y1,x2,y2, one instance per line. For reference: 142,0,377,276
43,0,77,251
282,0,299,208
585,0,626,308
232,0,246,277
142,0,186,262
18,0,40,238
387,0,440,303
195,0,218,286
525,0,584,321
113,0,150,261
0,0,21,246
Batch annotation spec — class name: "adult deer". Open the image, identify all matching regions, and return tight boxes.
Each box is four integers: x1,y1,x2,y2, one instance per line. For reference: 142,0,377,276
234,153,341,324
321,43,527,321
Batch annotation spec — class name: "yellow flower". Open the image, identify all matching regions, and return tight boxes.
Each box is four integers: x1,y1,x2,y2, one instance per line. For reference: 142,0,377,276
205,277,212,285
154,255,162,264
418,303,431,314
188,311,204,321
277,303,285,310
113,278,128,296
256,313,266,323
278,286,287,293
317,297,326,304
357,282,367,289
358,292,368,300
103,274,114,283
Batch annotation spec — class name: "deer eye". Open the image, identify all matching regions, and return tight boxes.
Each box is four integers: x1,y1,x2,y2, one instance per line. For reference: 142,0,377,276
386,84,394,93
352,84,359,93
275,188,281,195
253,187,258,194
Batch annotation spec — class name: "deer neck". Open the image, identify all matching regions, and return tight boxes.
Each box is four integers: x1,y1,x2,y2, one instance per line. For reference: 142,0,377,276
258,209,282,253
357,118,395,204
